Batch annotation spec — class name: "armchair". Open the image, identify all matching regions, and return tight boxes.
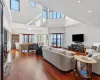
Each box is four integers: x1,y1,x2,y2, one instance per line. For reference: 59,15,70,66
86,43,100,56
19,43,29,52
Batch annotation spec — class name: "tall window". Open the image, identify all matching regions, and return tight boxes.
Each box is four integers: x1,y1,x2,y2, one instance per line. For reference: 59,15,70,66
10,0,20,11
61,14,65,18
23,34,34,43
42,7,48,19
37,34,45,43
49,11,65,19
53,12,57,19
42,8,65,19
57,13,61,18
51,33,63,48
49,11,53,19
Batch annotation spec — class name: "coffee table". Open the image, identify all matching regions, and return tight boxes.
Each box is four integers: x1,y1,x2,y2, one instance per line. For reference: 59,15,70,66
74,55,97,80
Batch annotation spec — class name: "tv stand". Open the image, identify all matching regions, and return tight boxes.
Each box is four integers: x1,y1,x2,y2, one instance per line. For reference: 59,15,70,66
71,43,84,52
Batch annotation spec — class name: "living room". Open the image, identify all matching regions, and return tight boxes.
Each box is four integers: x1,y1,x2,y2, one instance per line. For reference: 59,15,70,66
1,0,100,80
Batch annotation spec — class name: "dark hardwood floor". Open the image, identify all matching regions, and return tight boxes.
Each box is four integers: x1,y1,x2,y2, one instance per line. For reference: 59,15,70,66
4,49,100,80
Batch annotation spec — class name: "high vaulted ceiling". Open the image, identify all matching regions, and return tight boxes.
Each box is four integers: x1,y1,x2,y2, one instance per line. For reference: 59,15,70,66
10,0,100,27
10,0,80,27
32,0,100,26
11,0,43,24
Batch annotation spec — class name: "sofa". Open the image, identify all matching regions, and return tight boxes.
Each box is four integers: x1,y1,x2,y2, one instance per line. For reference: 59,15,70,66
86,43,100,56
42,47,76,71
19,43,38,52
91,53,100,75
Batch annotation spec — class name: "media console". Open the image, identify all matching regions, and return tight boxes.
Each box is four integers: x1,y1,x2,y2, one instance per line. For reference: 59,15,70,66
71,43,84,52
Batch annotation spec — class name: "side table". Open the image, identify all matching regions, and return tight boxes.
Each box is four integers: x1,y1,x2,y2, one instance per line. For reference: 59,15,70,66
74,55,97,80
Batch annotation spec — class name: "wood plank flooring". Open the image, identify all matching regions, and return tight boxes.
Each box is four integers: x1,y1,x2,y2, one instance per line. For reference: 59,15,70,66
4,49,100,80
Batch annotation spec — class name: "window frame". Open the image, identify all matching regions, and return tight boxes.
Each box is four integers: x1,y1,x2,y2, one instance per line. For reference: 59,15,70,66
0,1,4,80
49,11,53,19
10,0,20,11
61,13,65,18
53,11,57,19
51,33,63,48
49,10,65,19
29,0,36,8
23,34,34,43
57,12,61,19
42,7,48,19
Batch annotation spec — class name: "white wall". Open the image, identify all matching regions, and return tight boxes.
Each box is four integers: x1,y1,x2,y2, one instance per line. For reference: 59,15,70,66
48,27,65,33
65,23,100,47
11,0,43,24
47,19,65,27
3,0,12,51
11,23,48,34
3,0,12,27
3,16,11,32
43,16,80,27
12,23,48,44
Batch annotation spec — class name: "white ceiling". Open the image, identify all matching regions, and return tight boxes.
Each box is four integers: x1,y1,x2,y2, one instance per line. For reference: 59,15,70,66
10,0,81,27
11,0,43,24
10,0,100,27
32,0,100,25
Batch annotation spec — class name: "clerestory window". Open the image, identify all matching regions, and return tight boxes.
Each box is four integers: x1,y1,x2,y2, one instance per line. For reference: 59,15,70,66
10,0,20,11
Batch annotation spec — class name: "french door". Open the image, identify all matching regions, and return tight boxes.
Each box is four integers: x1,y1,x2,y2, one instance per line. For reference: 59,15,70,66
23,34,34,43
51,33,63,48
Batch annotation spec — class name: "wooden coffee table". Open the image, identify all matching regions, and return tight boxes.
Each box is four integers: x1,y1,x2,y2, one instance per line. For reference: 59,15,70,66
74,55,97,80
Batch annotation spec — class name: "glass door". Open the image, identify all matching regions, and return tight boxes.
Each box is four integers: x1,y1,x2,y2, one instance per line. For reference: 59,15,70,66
51,33,63,48
0,1,3,80
57,34,61,47
24,35,28,43
23,34,34,43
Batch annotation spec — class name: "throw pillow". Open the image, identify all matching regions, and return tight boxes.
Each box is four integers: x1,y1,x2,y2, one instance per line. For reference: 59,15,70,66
92,53,100,59
91,46,97,50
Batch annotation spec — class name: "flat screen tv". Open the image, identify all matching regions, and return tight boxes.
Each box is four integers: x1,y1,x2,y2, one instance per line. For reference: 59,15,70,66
72,34,84,42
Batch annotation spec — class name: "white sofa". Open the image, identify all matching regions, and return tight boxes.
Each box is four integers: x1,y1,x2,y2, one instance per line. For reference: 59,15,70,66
42,47,75,71
86,43,100,56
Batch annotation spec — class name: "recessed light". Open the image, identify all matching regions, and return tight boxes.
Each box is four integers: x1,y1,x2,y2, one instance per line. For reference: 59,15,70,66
94,17,99,19
78,0,81,3
88,10,92,13
28,28,32,31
